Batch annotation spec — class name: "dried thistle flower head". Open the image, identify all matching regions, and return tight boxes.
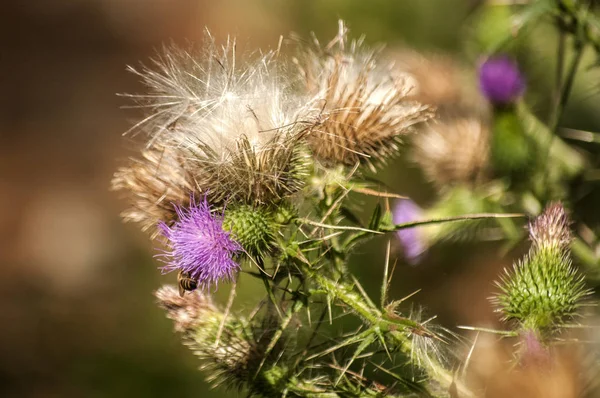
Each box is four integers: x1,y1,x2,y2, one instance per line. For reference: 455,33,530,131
155,285,257,389
111,143,193,237
294,20,434,170
126,33,319,206
392,50,489,117
155,285,218,333
412,117,490,190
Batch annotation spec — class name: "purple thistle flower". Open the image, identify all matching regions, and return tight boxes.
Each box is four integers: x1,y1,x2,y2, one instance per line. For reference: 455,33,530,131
157,197,242,289
479,55,525,105
393,199,426,265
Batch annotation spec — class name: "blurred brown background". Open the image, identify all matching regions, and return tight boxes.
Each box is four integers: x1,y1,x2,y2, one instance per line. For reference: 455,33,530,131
3,1,597,397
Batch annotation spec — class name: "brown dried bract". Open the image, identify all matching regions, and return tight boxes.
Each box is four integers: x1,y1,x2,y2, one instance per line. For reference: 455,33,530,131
294,20,434,170
111,144,193,237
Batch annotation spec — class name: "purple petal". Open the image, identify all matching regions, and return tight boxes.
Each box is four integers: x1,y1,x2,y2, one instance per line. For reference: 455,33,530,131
479,55,525,105
156,196,242,289
393,199,426,265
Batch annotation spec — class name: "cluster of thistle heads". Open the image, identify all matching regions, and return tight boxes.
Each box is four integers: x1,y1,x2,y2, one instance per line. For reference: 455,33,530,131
112,17,596,397
112,21,434,290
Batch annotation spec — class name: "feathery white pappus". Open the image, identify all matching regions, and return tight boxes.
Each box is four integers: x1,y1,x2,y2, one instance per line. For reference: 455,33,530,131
120,31,322,207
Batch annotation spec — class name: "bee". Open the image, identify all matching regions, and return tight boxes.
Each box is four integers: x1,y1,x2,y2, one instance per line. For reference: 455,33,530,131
177,270,198,297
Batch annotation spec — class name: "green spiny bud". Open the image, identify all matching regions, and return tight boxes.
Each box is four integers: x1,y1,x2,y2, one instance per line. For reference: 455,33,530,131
493,202,590,335
223,205,279,256
495,251,587,331
273,202,297,225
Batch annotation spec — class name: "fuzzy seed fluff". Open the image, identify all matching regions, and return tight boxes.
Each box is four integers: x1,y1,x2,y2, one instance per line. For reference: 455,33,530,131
294,20,434,169
126,33,320,206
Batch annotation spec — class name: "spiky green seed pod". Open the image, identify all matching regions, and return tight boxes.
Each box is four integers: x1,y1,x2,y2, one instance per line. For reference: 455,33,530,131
494,203,590,335
495,249,587,331
223,205,279,257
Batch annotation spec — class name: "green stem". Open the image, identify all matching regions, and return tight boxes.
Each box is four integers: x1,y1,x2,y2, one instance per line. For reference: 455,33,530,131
381,213,527,232
542,35,585,188
549,39,584,136
550,22,567,129
297,218,383,234
303,267,473,396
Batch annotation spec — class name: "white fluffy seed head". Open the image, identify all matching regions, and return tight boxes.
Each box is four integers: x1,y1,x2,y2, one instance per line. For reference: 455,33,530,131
123,32,321,206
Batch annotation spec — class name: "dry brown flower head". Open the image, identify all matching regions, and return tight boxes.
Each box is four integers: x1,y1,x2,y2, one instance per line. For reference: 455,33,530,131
412,117,490,189
294,20,434,170
111,144,193,237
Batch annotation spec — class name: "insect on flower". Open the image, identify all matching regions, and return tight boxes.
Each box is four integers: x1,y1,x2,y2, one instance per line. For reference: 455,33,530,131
157,196,243,290
177,270,198,297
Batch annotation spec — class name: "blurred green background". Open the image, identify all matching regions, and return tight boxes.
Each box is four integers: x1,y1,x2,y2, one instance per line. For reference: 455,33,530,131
2,1,600,397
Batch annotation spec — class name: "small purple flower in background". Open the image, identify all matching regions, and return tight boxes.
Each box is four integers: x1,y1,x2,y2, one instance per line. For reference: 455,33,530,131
157,196,242,289
393,199,426,265
479,55,525,105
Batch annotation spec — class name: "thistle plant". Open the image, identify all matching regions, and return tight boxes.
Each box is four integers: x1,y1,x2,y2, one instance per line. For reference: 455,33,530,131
493,202,591,342
112,5,600,396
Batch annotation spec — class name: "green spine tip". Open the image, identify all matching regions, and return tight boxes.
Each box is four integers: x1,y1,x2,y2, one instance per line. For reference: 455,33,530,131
273,202,297,225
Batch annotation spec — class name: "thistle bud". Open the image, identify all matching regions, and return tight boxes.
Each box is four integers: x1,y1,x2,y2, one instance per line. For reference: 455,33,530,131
223,205,279,257
494,202,590,335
